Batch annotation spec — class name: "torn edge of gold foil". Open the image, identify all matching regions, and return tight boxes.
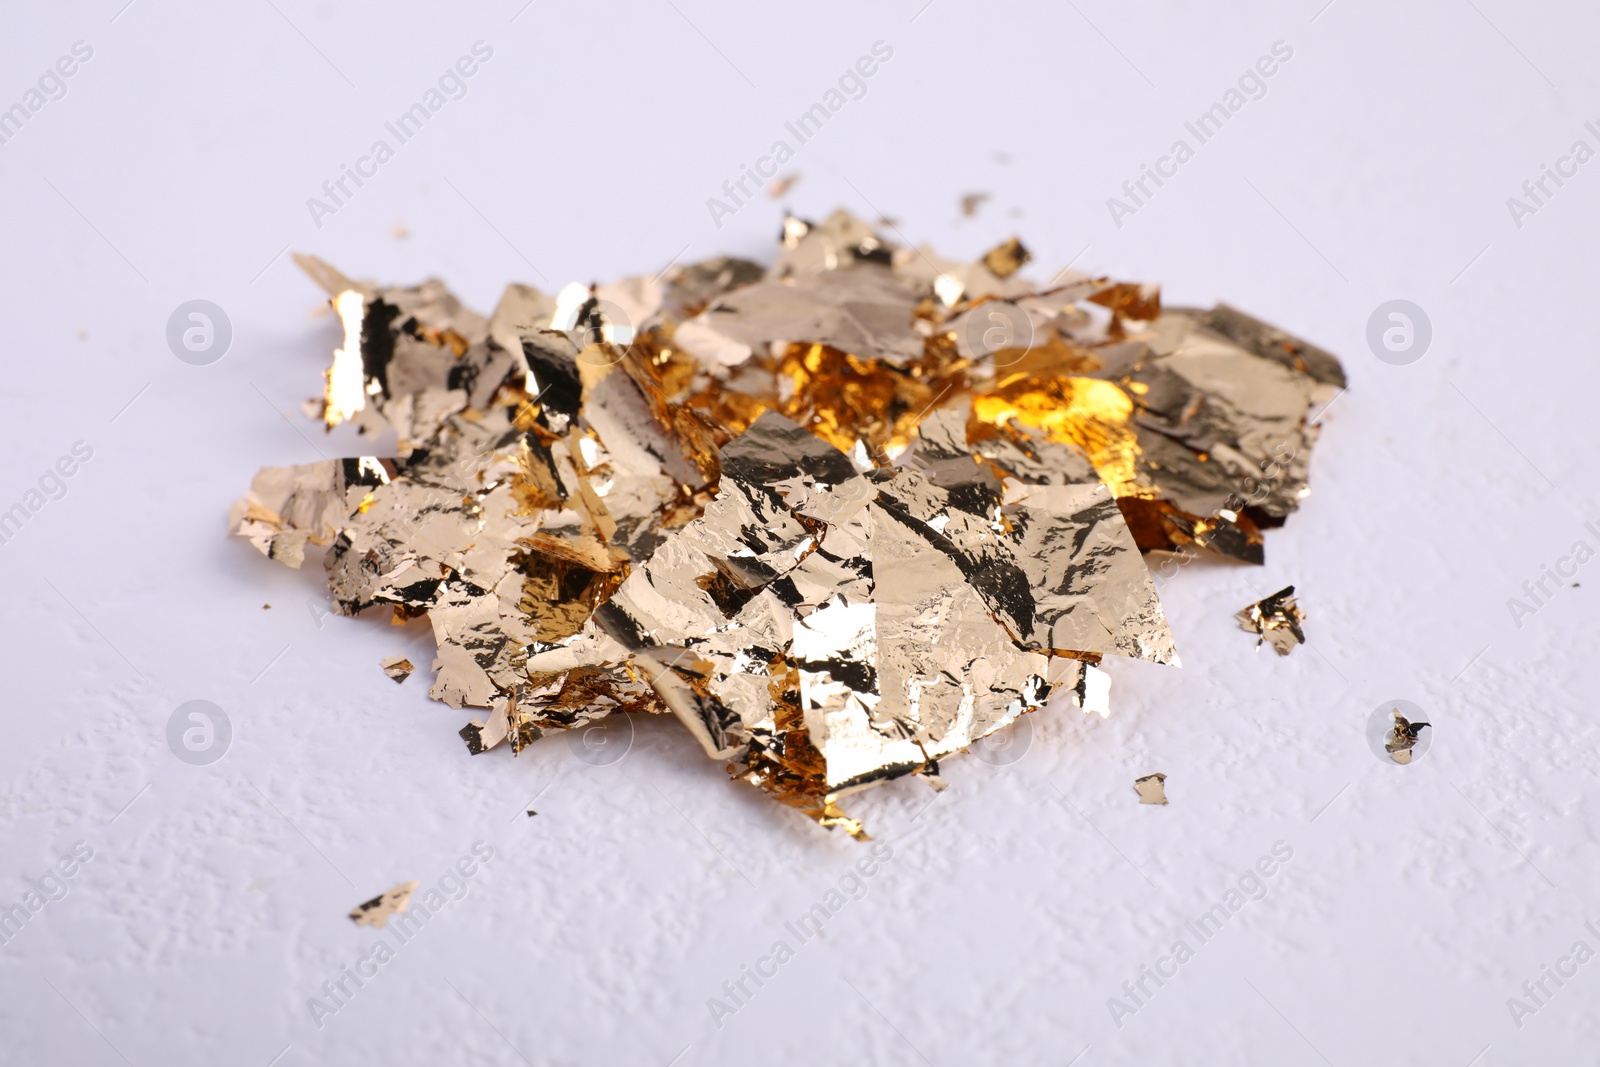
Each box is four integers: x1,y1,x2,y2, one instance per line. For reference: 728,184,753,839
1134,773,1168,805
235,216,1345,839
381,656,415,683
348,880,419,928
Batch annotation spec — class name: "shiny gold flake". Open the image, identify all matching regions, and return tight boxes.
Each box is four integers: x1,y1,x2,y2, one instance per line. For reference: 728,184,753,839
981,237,1030,279
665,214,1339,565
381,656,415,683
348,880,419,928
235,212,1342,837
1384,710,1430,764
1134,773,1168,805
569,407,1162,823
1236,585,1306,656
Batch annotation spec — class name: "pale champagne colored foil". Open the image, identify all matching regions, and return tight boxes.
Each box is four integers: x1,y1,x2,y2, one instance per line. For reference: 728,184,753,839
573,408,1166,826
228,457,395,568
234,218,1342,837
234,262,714,724
1134,773,1168,805
348,881,419,928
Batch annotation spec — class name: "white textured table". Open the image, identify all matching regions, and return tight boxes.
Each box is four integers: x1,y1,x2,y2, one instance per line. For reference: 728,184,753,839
1,1,1596,1063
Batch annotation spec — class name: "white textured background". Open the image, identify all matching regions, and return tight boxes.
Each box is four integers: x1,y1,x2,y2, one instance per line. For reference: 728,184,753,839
1,1,1596,1064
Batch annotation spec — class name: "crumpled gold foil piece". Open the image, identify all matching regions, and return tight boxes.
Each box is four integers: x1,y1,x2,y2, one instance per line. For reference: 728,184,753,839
1236,585,1307,656
662,215,1341,567
564,406,1168,826
233,214,1341,836
1383,710,1430,764
981,237,1030,279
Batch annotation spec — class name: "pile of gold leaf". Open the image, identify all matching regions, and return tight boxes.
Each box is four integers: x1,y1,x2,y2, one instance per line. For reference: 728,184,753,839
230,210,1342,836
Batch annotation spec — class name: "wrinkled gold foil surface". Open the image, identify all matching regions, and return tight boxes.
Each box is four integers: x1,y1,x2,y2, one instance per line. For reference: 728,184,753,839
232,213,1340,835
1236,585,1308,656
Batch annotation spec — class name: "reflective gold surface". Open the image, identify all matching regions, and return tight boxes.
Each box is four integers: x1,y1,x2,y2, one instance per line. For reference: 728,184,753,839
234,214,1341,835
1236,585,1307,656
